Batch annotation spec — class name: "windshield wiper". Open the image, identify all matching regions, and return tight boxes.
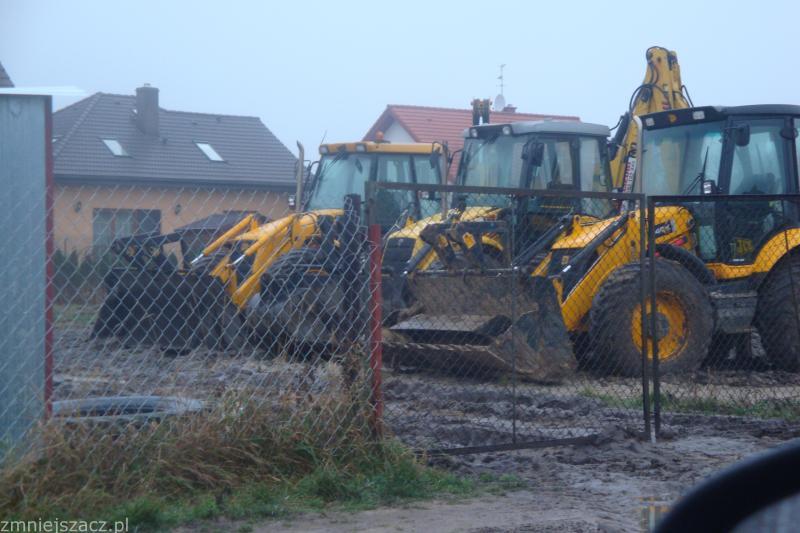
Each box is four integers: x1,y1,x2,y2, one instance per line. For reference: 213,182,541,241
682,146,710,195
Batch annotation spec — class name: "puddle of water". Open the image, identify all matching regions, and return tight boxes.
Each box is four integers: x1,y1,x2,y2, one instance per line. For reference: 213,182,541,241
640,497,670,532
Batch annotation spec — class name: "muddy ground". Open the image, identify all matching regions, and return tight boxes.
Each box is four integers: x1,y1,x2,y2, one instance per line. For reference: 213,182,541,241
254,427,784,532
53,324,800,531
251,375,797,532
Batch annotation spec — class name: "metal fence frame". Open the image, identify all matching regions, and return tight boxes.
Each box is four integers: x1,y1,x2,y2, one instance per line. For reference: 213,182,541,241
647,194,800,437
367,181,651,453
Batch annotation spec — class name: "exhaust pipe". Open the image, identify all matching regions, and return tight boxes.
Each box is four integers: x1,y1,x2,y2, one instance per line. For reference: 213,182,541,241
295,141,304,213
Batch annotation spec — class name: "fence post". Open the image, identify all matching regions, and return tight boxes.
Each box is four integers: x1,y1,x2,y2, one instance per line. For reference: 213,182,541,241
640,197,651,440
647,198,661,440
365,182,383,436
44,97,54,418
510,195,518,445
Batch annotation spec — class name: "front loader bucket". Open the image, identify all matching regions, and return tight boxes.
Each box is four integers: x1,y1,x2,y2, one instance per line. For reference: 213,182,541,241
93,268,243,352
384,272,575,382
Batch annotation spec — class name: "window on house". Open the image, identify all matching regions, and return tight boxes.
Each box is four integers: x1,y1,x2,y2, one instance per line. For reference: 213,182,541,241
102,139,129,157
92,208,161,253
195,142,224,161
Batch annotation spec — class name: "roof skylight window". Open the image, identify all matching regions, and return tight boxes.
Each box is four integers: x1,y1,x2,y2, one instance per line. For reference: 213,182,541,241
102,139,129,157
195,142,224,161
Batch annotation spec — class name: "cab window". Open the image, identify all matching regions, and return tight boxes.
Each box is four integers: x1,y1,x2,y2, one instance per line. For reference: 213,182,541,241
795,119,800,183
412,154,440,184
729,119,788,195
579,137,611,193
579,137,613,218
530,139,574,189
375,154,413,227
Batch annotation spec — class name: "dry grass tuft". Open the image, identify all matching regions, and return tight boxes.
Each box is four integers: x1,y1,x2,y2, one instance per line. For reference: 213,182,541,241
0,386,380,520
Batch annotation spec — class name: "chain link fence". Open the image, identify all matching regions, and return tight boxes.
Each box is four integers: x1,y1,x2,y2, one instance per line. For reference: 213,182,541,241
2,179,382,490
647,194,800,434
6,170,800,502
370,182,651,453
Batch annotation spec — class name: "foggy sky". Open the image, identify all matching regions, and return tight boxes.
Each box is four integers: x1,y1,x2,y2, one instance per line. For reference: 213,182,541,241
2,0,798,158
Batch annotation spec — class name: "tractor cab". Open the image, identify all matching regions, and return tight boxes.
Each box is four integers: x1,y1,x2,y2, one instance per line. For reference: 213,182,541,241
458,120,614,219
305,141,445,228
451,120,614,256
639,105,800,264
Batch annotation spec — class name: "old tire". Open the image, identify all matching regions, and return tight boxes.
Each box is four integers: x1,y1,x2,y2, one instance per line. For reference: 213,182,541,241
589,259,713,377
755,253,800,371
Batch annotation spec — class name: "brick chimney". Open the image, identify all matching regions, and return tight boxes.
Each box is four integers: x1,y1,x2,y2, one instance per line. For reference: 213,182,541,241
135,84,159,136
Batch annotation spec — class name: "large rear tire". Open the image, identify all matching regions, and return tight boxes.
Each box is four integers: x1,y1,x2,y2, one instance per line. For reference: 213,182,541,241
589,259,713,377
755,253,800,371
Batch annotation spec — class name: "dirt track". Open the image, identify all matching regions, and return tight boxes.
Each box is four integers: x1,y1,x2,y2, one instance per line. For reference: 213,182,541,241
255,417,790,532
53,325,800,531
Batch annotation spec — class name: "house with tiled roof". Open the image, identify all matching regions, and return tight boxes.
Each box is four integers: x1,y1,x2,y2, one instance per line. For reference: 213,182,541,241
364,104,580,180
0,61,14,87
53,85,296,255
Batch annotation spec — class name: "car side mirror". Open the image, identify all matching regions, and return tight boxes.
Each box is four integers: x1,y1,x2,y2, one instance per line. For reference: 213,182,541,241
523,142,545,167
734,124,750,147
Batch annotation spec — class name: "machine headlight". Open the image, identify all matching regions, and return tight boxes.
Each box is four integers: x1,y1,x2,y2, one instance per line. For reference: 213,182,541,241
502,125,512,135
470,128,479,138
319,145,329,154
355,143,367,152
692,110,706,120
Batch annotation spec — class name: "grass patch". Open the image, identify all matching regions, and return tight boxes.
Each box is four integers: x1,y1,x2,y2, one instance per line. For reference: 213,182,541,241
4,448,477,531
0,390,479,531
53,303,99,328
580,388,800,421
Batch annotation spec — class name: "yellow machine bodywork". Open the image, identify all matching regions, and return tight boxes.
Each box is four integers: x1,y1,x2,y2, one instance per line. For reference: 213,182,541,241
539,207,695,332
319,141,439,155
705,229,800,280
202,209,344,309
194,141,446,310
609,46,691,192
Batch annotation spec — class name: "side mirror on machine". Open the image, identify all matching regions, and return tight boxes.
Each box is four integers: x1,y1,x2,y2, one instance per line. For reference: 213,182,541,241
523,141,545,167
429,150,441,169
781,124,799,140
734,124,751,147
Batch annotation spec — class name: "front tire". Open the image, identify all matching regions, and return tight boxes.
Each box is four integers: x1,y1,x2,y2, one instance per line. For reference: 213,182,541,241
589,259,713,377
755,253,800,371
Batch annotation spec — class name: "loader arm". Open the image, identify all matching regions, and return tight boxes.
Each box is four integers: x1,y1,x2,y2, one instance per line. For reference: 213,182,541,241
609,47,691,192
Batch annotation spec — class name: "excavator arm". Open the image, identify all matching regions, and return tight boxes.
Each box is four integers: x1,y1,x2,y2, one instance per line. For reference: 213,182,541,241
609,46,692,192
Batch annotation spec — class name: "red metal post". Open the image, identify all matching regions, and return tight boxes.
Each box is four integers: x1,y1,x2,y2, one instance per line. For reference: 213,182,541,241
367,223,383,435
44,97,54,418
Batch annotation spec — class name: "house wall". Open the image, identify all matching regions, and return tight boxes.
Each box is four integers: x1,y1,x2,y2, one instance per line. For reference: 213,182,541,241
54,182,290,255
383,120,415,143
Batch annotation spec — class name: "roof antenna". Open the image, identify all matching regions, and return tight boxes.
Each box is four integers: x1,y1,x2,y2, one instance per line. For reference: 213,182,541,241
493,64,507,111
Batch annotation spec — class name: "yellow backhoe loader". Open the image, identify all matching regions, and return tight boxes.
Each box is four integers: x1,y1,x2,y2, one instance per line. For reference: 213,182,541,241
93,141,446,353
383,46,692,380
389,107,800,380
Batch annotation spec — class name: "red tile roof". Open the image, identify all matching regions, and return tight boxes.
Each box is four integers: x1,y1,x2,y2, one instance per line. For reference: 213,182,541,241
363,104,580,179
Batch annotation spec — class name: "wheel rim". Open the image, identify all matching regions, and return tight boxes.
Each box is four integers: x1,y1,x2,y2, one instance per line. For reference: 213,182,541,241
631,292,688,361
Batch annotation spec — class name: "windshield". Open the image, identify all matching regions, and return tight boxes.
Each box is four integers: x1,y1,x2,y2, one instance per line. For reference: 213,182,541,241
459,134,525,191
641,121,724,195
306,153,373,210
458,134,612,214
